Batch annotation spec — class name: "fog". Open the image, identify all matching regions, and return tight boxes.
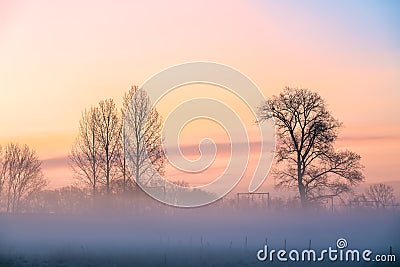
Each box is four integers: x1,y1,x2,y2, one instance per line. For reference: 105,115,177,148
1,205,399,266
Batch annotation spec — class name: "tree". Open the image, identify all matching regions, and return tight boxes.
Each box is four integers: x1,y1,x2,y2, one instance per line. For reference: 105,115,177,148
96,99,122,194
118,86,137,193
71,87,165,198
366,183,396,208
259,87,364,208
71,101,121,196
70,107,102,197
1,143,47,213
123,86,165,189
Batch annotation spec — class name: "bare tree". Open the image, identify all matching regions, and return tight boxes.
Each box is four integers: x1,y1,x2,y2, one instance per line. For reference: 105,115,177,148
259,87,364,208
1,143,47,213
366,183,396,208
70,107,102,197
71,87,165,198
118,86,137,193
123,86,165,189
96,99,122,194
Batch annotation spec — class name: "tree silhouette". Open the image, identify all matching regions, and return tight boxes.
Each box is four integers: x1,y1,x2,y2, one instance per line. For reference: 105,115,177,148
71,87,165,199
123,86,165,189
96,99,122,194
259,87,364,208
0,143,47,212
70,107,102,197
118,86,137,193
366,183,396,208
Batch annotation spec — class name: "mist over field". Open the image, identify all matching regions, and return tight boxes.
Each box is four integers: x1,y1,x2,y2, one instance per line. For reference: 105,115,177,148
1,205,399,266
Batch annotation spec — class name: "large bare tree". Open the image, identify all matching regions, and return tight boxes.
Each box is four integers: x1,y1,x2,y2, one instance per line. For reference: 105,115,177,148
1,143,47,213
259,87,364,208
123,86,165,189
70,107,102,197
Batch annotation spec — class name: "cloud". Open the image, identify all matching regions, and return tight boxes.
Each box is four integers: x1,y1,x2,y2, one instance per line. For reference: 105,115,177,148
337,135,400,142
42,156,70,169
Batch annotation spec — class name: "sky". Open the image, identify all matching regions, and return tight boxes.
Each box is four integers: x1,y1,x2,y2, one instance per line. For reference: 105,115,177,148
0,0,399,190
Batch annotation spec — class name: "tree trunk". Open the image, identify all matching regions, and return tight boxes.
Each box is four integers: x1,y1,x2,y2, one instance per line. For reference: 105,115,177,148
297,157,308,208
106,144,110,194
123,158,126,193
298,181,307,208
122,128,127,193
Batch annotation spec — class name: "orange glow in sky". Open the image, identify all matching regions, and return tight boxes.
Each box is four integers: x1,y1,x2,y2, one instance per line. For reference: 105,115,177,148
0,0,399,189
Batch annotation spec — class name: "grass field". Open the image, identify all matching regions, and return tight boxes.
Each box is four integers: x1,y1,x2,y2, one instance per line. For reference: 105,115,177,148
0,209,399,266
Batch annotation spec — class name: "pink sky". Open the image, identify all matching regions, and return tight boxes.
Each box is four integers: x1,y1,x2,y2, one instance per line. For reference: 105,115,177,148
0,0,399,190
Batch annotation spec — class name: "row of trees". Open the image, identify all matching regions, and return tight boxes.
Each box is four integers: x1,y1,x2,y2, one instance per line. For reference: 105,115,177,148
0,143,47,212
0,86,396,212
70,86,165,197
0,86,166,212
55,86,399,211
7,182,397,214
